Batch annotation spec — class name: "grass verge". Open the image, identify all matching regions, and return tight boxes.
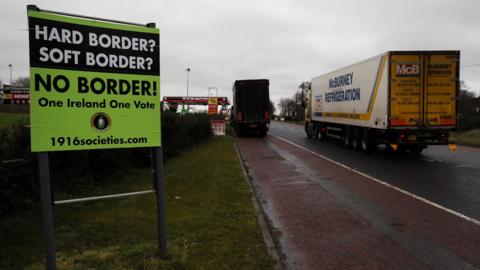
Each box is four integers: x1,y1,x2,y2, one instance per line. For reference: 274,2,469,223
0,112,29,128
0,135,273,269
450,129,480,147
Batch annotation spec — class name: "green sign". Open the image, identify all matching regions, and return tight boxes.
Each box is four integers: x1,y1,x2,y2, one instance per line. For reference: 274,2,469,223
28,10,160,152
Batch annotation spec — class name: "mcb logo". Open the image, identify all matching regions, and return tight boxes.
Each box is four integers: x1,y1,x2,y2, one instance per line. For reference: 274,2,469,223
396,64,420,76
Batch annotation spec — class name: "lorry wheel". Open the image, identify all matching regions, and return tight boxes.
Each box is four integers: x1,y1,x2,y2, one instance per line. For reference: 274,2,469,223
343,127,352,148
352,128,362,150
408,145,424,154
305,123,313,138
361,129,376,153
317,127,326,141
318,131,326,141
343,136,351,148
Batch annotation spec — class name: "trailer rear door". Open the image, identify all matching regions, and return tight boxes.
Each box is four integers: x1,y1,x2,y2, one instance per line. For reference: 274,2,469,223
390,53,423,127
389,51,458,128
424,53,458,127
234,80,270,123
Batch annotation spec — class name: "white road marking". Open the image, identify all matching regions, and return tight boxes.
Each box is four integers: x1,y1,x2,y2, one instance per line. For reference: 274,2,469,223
271,134,480,227
420,157,444,163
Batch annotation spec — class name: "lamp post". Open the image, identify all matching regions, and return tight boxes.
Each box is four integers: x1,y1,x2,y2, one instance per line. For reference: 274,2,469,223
8,64,12,84
185,68,191,112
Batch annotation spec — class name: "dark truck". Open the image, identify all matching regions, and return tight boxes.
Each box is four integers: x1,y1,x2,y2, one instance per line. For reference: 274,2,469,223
231,79,270,137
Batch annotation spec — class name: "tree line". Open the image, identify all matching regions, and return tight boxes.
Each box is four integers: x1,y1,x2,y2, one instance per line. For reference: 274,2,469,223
277,81,309,121
0,76,30,87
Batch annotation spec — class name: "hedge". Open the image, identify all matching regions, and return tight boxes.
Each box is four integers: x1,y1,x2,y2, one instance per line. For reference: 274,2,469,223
0,112,212,215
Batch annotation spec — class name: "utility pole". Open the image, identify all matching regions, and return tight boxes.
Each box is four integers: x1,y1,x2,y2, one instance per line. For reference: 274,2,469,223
185,68,191,112
8,64,12,84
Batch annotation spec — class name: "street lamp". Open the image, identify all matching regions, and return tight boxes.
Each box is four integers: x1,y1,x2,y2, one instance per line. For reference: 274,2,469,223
185,68,191,112
8,64,12,84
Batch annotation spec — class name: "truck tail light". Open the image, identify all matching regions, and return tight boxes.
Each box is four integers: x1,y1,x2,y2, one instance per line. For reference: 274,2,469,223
265,111,270,120
399,134,405,140
237,112,242,121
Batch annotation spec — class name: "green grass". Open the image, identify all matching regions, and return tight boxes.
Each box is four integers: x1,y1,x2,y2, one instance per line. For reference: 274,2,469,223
0,112,29,128
0,135,273,269
450,129,480,147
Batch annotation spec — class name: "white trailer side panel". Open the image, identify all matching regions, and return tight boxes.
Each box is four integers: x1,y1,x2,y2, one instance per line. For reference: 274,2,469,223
311,53,389,129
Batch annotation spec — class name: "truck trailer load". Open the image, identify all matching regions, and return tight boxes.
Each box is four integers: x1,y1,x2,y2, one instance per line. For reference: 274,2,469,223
231,79,270,137
304,51,459,153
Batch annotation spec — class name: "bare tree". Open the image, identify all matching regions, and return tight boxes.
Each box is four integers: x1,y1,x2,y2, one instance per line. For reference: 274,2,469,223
278,98,296,118
293,90,304,120
12,76,30,87
278,98,287,117
293,81,311,121
298,81,311,93
457,81,480,130
298,81,310,104
269,99,276,115
277,81,311,120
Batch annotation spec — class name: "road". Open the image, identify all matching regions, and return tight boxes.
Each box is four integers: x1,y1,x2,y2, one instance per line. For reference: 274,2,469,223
236,121,480,269
270,121,480,221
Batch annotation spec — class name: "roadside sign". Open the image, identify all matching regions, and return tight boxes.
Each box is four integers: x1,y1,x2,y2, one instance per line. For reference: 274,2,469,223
208,105,217,115
28,9,160,152
1,87,30,104
211,119,225,136
208,97,218,105
208,97,217,115
27,6,167,270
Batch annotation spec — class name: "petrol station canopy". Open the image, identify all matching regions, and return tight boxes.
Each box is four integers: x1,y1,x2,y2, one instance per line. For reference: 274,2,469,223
163,96,229,105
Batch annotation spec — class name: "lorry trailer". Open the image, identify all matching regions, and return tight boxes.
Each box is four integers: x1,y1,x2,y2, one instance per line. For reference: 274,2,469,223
231,79,270,137
304,51,459,153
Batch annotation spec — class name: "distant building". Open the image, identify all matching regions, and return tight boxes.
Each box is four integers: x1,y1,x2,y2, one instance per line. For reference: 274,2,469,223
0,84,30,105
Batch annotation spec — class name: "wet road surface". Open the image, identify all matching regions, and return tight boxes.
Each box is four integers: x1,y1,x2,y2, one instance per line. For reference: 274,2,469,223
269,121,480,221
236,125,480,269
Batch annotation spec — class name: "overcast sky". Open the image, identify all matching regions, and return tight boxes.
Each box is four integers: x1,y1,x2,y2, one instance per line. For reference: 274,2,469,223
1,0,479,107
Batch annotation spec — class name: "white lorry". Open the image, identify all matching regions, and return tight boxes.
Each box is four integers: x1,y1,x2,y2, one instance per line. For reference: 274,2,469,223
304,51,459,153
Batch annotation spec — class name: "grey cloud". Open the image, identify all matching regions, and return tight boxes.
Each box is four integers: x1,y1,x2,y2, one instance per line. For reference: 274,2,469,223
1,0,479,106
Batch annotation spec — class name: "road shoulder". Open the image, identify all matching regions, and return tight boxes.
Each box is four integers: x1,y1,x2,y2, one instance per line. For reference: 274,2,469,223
235,140,284,269
236,134,480,269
